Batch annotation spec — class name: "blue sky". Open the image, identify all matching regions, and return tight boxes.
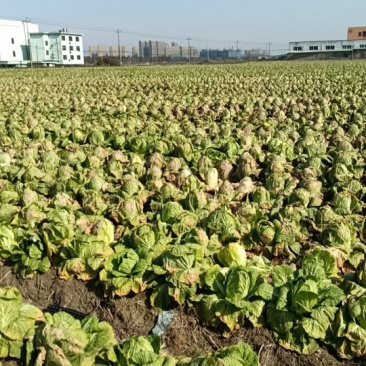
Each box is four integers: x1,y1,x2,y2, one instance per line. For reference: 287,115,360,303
3,0,366,54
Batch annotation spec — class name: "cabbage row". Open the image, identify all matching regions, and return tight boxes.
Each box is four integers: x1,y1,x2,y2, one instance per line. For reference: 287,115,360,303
0,62,365,360
0,286,258,365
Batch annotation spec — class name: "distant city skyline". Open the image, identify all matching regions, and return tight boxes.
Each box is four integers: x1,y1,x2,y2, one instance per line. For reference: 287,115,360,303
3,0,366,55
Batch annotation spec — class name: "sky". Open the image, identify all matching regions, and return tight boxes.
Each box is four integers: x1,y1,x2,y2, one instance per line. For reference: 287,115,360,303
3,0,366,55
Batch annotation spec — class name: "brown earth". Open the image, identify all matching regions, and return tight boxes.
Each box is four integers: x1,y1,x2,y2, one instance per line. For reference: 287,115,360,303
0,263,364,366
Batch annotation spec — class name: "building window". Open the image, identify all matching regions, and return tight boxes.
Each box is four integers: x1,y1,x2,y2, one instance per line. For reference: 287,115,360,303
360,44,366,48
63,55,67,60
76,36,80,42
62,45,67,51
293,46,303,51
46,50,49,56
45,40,49,46
309,46,318,51
61,35,65,41
76,46,80,51
69,36,73,41
343,45,352,49
363,31,366,37
77,55,81,60
70,55,74,60
70,46,73,51
359,32,362,37
13,51,16,57
325,45,335,50
11,38,14,44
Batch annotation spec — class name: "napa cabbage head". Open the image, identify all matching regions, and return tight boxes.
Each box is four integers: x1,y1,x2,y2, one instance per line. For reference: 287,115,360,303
217,242,247,267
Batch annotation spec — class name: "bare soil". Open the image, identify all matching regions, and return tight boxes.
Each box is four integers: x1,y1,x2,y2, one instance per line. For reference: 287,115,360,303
0,264,364,366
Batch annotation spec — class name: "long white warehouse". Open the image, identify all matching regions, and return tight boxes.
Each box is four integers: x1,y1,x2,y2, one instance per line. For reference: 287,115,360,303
0,19,39,66
289,39,366,53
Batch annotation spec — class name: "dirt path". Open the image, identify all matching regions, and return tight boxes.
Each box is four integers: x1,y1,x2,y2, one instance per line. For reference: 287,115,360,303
0,264,362,365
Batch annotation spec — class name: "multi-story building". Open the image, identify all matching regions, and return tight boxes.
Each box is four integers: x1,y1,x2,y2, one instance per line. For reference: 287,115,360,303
30,30,84,65
165,43,181,58
347,26,366,40
108,45,126,57
200,49,245,60
157,41,169,57
138,41,143,58
89,45,109,58
180,46,198,60
139,40,174,59
0,19,39,66
131,47,137,57
0,19,84,66
139,41,148,58
149,40,158,58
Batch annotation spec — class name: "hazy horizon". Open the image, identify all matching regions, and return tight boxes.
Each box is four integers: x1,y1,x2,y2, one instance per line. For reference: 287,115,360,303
3,0,366,55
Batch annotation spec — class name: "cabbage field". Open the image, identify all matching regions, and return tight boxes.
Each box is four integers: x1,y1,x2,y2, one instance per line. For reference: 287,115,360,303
0,61,365,365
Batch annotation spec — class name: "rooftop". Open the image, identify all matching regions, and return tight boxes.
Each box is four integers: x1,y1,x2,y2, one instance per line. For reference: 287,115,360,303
290,39,366,43
30,31,83,36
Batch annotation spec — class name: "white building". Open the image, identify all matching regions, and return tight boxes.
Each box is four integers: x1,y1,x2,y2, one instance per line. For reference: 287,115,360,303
0,19,84,66
30,30,84,65
0,19,39,66
289,39,366,53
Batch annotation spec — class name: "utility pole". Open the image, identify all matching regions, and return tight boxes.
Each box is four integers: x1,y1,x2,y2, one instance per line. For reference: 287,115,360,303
24,17,32,68
236,40,239,61
151,41,154,64
116,29,122,65
187,36,191,64
269,42,271,57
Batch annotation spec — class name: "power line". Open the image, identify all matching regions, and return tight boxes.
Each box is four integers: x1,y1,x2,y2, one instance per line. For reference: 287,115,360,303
20,17,188,40
0,15,288,47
